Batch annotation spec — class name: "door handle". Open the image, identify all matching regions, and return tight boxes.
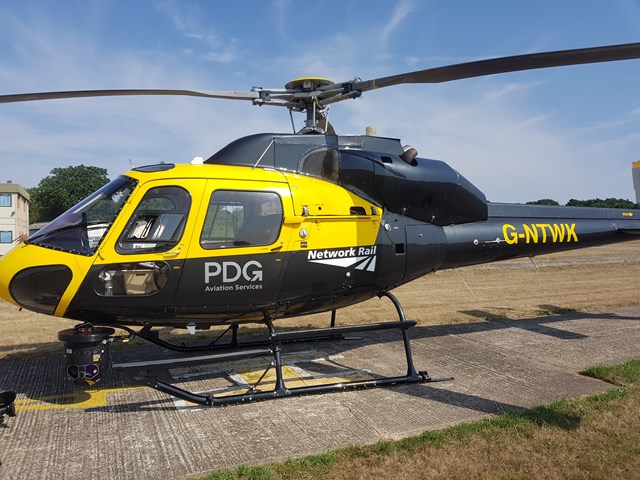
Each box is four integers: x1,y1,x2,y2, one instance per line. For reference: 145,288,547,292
164,247,182,256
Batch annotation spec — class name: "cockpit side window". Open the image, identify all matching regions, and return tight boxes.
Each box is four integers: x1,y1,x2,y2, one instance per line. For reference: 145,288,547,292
200,190,282,249
299,148,340,183
116,186,191,254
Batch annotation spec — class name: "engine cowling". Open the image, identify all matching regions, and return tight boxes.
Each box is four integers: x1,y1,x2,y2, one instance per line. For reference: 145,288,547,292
338,150,488,226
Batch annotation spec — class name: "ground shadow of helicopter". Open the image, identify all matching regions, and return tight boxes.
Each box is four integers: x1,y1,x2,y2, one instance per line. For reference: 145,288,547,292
0,42,639,406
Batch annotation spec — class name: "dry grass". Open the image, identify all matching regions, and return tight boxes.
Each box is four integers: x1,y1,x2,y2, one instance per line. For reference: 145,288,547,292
322,393,640,480
202,360,640,480
2,240,640,359
0,302,76,359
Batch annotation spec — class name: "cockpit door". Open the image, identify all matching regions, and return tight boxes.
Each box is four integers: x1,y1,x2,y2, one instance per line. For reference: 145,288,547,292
64,179,205,322
171,179,293,321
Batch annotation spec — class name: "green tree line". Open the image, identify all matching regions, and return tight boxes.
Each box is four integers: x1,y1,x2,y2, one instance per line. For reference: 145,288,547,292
527,198,639,209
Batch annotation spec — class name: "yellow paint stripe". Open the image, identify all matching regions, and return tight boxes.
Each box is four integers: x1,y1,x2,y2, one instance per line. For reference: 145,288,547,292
238,366,371,390
179,366,373,407
14,387,142,411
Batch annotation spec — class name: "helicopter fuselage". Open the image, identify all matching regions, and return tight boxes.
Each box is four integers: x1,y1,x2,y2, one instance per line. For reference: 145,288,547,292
1,133,639,327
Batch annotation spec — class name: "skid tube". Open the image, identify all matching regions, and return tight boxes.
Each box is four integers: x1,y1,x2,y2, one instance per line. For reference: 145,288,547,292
112,291,453,406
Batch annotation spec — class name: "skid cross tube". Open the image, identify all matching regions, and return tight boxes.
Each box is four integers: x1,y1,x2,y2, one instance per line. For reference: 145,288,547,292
113,291,452,406
112,348,272,372
110,323,263,353
109,316,351,354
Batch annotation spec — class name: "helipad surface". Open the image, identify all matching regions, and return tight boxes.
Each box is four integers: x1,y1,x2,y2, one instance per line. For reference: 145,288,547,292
1,307,639,480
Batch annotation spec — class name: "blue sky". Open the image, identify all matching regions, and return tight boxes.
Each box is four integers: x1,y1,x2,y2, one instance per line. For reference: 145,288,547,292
1,0,639,203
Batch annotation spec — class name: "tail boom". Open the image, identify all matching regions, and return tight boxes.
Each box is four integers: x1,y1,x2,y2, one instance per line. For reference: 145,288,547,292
439,203,640,269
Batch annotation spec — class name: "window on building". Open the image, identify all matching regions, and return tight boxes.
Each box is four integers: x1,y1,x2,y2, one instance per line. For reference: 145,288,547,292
200,191,282,249
0,194,11,207
0,231,12,243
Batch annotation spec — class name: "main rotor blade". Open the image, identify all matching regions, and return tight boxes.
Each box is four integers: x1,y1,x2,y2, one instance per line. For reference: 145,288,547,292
351,42,640,92
0,88,261,104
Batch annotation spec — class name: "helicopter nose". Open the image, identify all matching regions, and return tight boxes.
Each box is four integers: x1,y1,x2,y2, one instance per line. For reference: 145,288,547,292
0,245,22,305
0,244,73,315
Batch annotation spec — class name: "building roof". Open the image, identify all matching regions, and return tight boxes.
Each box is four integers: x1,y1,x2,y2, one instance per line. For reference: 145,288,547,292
0,183,30,201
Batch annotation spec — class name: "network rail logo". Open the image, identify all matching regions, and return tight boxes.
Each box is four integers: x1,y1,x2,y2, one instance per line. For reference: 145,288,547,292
307,246,377,272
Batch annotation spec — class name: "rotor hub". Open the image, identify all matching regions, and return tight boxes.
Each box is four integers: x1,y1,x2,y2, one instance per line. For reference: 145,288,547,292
282,78,336,134
284,77,333,91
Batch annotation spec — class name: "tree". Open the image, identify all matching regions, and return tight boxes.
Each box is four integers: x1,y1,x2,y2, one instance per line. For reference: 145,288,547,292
29,165,110,222
526,199,560,206
566,198,639,209
524,198,639,209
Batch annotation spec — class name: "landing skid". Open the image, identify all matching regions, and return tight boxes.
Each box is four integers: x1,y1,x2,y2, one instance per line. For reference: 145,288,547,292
111,291,453,406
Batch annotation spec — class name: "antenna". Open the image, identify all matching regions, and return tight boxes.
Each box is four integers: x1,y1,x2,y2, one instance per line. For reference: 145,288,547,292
453,269,479,300
529,256,540,272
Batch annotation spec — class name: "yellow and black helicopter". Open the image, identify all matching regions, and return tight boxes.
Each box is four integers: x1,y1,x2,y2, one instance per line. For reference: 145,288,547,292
0,43,640,409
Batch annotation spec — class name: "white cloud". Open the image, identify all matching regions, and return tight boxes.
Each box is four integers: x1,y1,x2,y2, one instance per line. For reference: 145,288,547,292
0,9,261,186
204,51,235,63
271,0,291,37
379,0,416,49
156,0,239,63
484,80,545,100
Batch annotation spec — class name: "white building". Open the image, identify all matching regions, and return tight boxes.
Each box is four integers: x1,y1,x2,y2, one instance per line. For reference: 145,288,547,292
633,161,640,205
0,182,30,256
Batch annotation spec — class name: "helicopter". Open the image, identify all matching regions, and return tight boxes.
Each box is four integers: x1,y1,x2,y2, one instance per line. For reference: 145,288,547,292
0,42,640,408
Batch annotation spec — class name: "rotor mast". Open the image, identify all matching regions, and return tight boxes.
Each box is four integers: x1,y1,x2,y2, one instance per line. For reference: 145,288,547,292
283,78,336,134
